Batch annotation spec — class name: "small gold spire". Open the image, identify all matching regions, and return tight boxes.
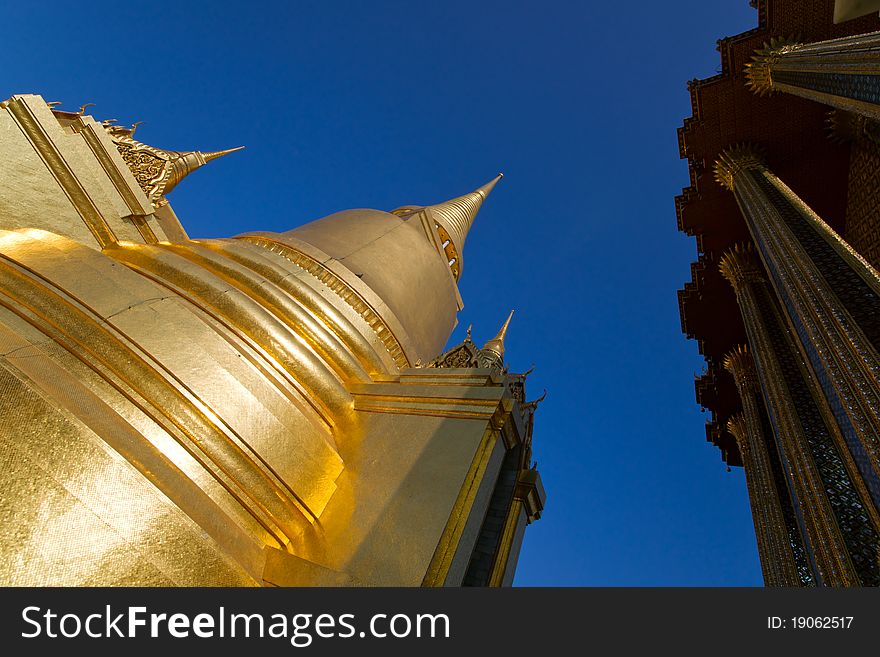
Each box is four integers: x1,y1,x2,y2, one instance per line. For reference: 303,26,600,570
202,146,246,162
428,173,502,253
393,173,503,280
482,309,514,359
106,123,245,207
163,147,245,196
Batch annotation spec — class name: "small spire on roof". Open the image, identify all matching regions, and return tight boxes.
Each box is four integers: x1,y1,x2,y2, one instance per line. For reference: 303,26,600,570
480,310,514,367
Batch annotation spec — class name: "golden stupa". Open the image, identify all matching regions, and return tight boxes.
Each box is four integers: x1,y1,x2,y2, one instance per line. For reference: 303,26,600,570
0,94,544,586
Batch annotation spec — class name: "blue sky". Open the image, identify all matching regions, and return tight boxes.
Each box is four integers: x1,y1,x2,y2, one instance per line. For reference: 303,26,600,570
5,1,762,585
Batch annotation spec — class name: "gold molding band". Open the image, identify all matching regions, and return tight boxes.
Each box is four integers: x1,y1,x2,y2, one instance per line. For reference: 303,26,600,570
487,498,523,587
0,253,315,544
69,119,158,246
421,425,500,587
186,239,390,377
160,241,372,384
4,97,117,248
106,242,354,432
237,235,411,369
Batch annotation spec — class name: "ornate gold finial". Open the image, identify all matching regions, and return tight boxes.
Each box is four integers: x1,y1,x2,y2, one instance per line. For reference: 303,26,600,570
714,143,766,191
724,344,760,393
744,35,802,97
105,124,244,208
727,413,750,456
719,242,764,291
393,173,503,280
163,147,246,196
480,310,514,368
483,310,513,356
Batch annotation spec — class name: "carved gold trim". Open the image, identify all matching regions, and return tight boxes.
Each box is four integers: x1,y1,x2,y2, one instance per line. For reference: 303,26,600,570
719,242,765,292
106,243,353,432
195,239,392,376
744,36,802,97
744,30,880,121
724,344,760,394
714,144,767,191
237,235,411,369
735,278,858,584
726,413,750,456
720,161,880,584
735,164,880,472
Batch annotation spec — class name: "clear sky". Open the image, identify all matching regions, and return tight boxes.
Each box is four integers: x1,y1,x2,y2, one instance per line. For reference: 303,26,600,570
5,1,763,585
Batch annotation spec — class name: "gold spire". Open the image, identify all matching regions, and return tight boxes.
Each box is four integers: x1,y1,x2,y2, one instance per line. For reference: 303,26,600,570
164,147,246,196
393,173,502,280
482,309,514,360
106,122,244,208
429,173,501,256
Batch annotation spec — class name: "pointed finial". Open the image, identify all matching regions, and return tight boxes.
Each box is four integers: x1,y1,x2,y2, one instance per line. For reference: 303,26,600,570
106,129,246,207
130,121,144,135
202,146,246,162
430,173,502,252
78,103,95,115
466,324,473,340
395,173,503,280
482,309,514,360
162,147,245,196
